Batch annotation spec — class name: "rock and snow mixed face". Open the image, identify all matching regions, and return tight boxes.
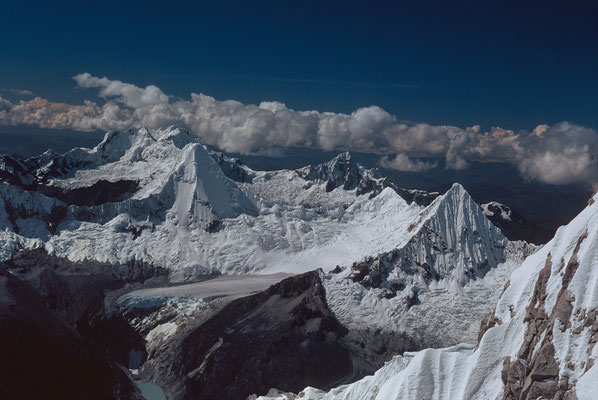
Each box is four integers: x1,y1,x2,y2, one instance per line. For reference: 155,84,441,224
2,126,569,400
482,201,513,221
265,191,598,400
0,126,473,281
0,127,533,347
481,200,548,244
320,183,534,354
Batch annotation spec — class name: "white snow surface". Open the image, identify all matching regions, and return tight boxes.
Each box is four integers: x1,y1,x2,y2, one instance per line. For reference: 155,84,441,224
0,126,517,284
263,191,598,400
0,127,532,349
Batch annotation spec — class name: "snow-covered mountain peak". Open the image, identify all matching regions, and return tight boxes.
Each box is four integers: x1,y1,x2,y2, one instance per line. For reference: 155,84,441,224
331,151,352,162
94,126,201,160
0,128,521,283
290,190,597,400
413,182,496,235
285,151,430,208
94,126,155,160
342,182,509,299
151,126,199,148
298,151,376,193
167,142,258,228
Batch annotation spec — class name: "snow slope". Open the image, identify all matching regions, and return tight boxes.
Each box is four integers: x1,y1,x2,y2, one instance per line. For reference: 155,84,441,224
321,183,533,349
263,191,598,400
0,127,524,286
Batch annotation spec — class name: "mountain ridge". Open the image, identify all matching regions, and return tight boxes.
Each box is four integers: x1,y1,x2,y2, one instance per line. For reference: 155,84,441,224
259,189,598,400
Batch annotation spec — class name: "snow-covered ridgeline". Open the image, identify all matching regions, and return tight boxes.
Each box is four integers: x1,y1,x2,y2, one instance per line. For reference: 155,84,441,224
264,191,598,400
1,127,524,284
320,183,531,350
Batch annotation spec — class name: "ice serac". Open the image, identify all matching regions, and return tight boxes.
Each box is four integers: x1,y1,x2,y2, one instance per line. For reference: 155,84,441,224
282,190,598,400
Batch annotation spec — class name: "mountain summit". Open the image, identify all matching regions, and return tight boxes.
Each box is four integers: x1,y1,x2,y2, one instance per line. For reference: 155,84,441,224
272,190,598,400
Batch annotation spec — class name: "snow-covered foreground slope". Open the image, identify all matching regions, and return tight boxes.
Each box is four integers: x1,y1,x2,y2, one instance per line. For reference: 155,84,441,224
262,192,598,400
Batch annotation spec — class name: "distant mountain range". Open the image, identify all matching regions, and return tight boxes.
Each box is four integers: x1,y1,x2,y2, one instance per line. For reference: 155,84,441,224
1,126,591,244
0,126,595,400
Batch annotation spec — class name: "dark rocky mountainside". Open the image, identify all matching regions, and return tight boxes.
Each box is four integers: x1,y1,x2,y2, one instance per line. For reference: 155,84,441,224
141,271,354,400
3,249,170,367
482,201,551,244
0,268,142,400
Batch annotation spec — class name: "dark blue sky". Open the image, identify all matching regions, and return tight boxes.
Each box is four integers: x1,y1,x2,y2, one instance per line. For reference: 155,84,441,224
1,0,597,130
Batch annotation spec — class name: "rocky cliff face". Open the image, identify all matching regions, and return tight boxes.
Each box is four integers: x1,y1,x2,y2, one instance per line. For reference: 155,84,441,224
0,268,143,400
3,249,170,368
138,271,355,400
500,229,593,399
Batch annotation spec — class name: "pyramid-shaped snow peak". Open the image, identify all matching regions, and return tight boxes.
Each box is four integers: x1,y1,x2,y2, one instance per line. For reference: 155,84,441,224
314,191,598,400
406,183,509,282
349,183,509,288
166,143,258,230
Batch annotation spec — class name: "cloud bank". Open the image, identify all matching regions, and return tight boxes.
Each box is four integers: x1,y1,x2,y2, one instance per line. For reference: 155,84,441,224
0,73,596,186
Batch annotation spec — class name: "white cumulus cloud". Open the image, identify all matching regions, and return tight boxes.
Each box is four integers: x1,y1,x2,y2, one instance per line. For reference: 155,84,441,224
0,73,596,186
73,73,169,108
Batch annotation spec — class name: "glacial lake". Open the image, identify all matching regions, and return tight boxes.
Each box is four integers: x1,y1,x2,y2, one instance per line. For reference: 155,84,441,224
136,382,166,400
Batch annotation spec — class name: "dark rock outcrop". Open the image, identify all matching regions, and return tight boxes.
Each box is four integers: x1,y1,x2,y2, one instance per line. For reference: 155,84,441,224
482,201,550,245
209,151,254,183
3,249,169,368
0,268,142,400
145,271,353,400
297,152,439,206
0,152,140,209
501,230,590,399
40,179,140,207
